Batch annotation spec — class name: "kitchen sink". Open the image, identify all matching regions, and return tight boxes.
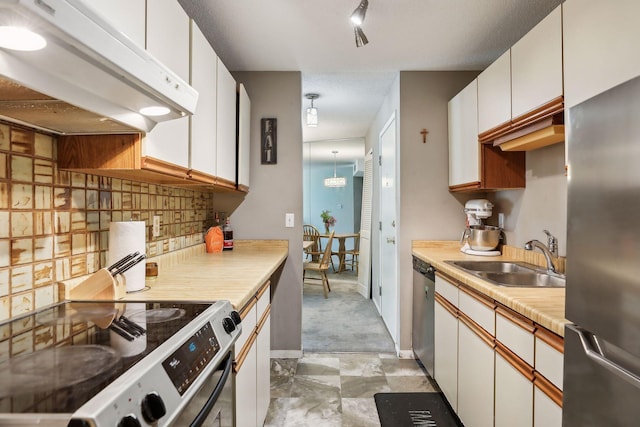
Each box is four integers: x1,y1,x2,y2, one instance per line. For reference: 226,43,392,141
444,260,566,288
446,260,539,273
476,271,565,288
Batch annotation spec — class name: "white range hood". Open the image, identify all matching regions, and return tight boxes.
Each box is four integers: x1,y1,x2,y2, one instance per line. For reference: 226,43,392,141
0,0,199,134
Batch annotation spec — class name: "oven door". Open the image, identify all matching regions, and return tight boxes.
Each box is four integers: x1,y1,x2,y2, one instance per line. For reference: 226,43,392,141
171,352,234,427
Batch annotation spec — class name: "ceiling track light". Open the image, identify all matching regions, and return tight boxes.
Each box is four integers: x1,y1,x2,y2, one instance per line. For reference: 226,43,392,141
354,26,369,48
350,0,369,26
305,93,319,127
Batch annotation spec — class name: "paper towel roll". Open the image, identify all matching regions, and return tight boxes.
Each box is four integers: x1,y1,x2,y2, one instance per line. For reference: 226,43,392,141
109,221,146,292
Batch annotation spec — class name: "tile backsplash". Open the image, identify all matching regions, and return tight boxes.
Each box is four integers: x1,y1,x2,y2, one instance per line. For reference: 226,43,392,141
0,122,214,322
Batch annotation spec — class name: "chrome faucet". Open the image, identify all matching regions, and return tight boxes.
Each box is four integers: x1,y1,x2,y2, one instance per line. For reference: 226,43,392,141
524,230,559,274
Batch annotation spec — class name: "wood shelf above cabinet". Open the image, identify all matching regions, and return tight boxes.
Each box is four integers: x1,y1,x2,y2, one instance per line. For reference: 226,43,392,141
58,134,240,192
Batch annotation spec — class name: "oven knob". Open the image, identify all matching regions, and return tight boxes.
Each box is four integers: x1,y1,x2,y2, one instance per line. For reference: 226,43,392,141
141,392,167,423
223,316,236,334
230,310,242,325
117,415,141,427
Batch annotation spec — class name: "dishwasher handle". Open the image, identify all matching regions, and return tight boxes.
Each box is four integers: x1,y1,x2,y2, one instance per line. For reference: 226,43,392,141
412,257,436,280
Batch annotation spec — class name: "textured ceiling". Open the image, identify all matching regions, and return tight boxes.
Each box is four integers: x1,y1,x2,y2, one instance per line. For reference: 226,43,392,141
179,0,563,160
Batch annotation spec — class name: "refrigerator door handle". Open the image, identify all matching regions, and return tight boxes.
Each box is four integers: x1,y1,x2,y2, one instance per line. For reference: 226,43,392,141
571,325,640,389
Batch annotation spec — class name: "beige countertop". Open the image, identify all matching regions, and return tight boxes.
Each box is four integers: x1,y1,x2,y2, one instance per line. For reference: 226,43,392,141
412,241,568,337
120,240,289,310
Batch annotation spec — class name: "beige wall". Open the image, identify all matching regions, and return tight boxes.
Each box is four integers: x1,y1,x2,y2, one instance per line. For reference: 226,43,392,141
490,142,567,255
365,71,480,353
224,72,303,353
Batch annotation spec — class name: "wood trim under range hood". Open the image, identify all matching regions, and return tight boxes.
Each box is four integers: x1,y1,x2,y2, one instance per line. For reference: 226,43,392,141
0,77,140,135
479,96,565,151
58,134,240,193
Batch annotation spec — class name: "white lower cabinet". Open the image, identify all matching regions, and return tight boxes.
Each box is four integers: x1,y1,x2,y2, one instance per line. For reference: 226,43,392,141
234,282,271,427
457,317,494,427
235,342,258,427
434,295,458,410
432,275,564,427
533,383,562,427
495,349,533,427
256,311,271,425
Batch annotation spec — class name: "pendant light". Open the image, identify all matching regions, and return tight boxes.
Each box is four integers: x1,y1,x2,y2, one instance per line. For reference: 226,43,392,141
324,151,347,188
305,93,319,127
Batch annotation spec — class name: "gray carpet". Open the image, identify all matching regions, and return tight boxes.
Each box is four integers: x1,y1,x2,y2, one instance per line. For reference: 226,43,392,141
302,271,395,353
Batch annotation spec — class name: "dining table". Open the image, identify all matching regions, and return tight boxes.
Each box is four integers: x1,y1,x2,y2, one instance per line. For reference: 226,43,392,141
319,232,359,273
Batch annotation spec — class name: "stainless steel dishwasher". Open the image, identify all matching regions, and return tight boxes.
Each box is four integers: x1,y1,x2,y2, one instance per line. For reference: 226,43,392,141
412,256,436,377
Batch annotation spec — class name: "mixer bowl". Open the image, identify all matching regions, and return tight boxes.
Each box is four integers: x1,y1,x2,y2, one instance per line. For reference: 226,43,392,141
465,225,501,251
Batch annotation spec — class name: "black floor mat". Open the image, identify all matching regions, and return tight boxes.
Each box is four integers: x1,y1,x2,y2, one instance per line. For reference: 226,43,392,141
374,392,464,427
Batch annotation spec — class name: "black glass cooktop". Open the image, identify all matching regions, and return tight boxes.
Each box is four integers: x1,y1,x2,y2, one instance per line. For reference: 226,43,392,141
0,300,213,414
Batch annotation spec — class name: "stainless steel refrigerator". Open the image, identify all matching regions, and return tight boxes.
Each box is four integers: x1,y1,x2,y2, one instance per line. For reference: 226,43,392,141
564,75,640,426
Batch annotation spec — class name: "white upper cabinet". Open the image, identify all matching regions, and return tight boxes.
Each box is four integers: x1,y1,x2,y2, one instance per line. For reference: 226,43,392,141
448,79,479,187
82,0,145,47
237,84,251,190
511,5,563,118
477,50,511,134
190,20,218,178
143,1,190,168
216,59,238,185
563,0,640,108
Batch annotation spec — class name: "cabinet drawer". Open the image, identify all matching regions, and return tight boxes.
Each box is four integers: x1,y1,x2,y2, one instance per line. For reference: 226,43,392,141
435,275,458,307
235,298,257,354
496,307,535,366
459,287,495,335
535,331,564,390
256,281,270,319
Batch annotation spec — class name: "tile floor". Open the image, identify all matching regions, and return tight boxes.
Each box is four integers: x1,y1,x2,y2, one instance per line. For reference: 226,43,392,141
265,352,438,427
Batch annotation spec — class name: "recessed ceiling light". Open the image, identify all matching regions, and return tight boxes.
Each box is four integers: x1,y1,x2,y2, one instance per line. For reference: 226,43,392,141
139,106,171,116
0,26,46,51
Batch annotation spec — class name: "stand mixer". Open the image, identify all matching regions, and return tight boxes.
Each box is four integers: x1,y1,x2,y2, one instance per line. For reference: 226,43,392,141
460,199,501,256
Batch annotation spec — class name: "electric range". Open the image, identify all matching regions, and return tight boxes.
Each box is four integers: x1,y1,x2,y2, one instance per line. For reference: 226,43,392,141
0,299,241,426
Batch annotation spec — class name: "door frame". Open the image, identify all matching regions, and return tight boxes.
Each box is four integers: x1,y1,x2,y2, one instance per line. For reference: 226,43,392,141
376,111,399,345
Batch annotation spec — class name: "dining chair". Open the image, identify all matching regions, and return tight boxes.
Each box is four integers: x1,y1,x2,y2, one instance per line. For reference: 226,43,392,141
303,231,334,298
343,232,360,274
303,224,322,262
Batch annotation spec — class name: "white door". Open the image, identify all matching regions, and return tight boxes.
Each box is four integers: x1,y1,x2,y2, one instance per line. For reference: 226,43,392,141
378,112,398,344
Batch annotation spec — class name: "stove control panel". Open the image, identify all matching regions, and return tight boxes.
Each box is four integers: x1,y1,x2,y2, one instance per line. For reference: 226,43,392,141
161,322,221,395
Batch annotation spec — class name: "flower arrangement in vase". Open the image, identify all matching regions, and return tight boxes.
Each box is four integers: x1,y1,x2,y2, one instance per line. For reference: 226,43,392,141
320,210,336,234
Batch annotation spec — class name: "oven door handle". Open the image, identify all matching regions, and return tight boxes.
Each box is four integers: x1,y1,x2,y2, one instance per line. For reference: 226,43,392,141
190,351,233,427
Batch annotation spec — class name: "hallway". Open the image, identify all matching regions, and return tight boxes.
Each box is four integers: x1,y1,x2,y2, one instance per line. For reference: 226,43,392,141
302,270,394,353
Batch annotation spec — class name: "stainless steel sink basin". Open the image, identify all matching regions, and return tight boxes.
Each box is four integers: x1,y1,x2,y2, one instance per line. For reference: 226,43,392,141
476,271,565,288
444,260,565,288
446,260,539,273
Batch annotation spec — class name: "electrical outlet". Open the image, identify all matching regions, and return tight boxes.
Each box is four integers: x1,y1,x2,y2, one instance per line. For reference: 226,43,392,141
285,213,294,228
498,213,505,229
153,215,161,237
